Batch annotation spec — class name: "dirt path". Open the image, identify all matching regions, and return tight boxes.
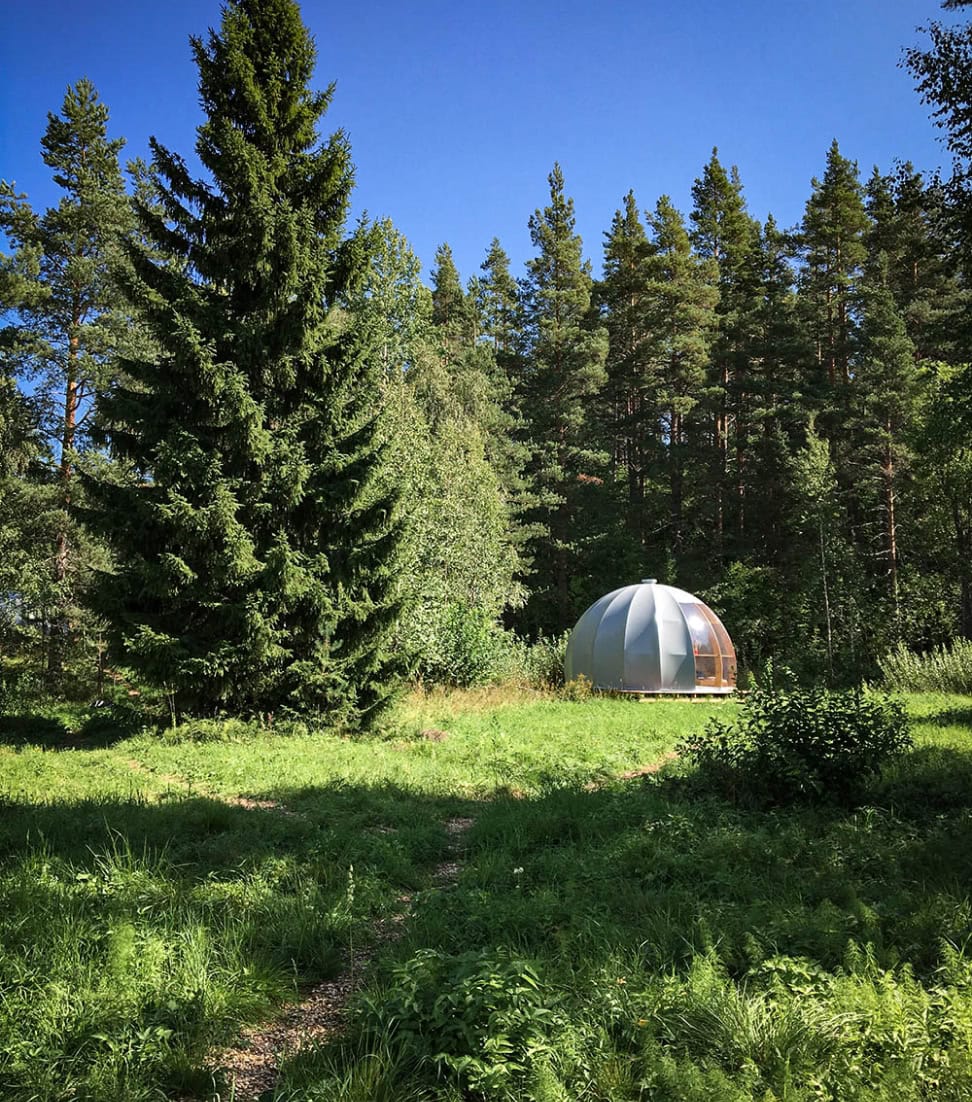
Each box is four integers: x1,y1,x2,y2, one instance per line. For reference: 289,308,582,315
214,815,475,1101
618,750,679,779
163,747,672,1099
210,761,668,1097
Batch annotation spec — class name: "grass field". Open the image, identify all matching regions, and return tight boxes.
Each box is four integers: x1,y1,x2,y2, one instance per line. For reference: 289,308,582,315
2,690,972,1100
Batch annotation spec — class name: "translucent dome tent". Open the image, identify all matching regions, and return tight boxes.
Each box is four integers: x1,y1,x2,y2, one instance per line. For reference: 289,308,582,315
564,579,736,694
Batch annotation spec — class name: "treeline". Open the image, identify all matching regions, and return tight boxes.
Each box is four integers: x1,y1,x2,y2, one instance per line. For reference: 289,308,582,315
2,0,972,717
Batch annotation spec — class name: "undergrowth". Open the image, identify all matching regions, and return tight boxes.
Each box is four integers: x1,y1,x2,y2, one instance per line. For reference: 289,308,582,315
676,685,912,805
2,690,972,1099
881,639,972,694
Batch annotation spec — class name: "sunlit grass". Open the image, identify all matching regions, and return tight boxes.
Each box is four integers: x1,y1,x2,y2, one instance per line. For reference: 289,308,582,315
2,690,972,1099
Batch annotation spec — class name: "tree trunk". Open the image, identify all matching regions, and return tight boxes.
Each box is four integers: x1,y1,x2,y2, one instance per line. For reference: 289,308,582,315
819,515,834,682
48,323,80,681
883,428,900,635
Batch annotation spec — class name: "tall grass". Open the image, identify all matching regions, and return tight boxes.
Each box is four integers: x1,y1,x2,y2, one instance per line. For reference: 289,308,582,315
880,639,972,693
5,691,972,1099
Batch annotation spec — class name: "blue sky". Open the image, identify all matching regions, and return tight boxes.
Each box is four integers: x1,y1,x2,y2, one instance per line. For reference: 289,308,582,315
0,1,962,285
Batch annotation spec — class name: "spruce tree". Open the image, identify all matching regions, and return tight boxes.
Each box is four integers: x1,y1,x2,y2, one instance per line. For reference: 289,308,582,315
516,164,608,633
430,244,472,332
475,238,520,359
86,0,402,723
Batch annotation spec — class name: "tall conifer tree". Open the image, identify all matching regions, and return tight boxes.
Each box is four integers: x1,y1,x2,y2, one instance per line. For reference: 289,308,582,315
853,257,919,633
517,164,608,632
866,164,967,362
643,195,719,572
0,79,131,675
86,0,402,723
690,151,761,558
475,239,520,360
599,191,656,562
798,141,868,395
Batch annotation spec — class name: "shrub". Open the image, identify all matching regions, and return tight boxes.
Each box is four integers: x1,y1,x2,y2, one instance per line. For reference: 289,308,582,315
879,639,972,694
414,604,505,688
362,947,559,1099
413,613,570,691
561,673,593,701
677,685,912,805
496,632,569,689
0,663,41,714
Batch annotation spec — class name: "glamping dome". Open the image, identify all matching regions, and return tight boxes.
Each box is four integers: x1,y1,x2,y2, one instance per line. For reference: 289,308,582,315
565,579,736,694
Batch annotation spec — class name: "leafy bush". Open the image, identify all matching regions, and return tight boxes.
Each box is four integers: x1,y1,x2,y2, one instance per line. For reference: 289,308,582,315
496,632,569,689
677,685,912,804
414,603,505,688
363,947,559,1098
0,662,41,714
413,608,569,691
880,638,972,694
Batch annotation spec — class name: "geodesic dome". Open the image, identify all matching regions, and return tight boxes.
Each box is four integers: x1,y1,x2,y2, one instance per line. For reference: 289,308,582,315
564,579,736,694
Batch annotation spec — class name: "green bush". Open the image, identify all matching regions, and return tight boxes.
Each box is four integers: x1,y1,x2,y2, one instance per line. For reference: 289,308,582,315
677,685,912,805
0,662,41,714
879,638,972,694
363,947,559,1099
412,606,570,691
414,603,504,688
495,632,569,689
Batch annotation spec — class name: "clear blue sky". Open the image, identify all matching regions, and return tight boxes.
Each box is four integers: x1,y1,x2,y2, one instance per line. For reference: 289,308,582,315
0,0,962,285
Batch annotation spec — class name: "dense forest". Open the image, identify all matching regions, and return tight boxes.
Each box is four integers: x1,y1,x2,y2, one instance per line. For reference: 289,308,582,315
4,0,972,718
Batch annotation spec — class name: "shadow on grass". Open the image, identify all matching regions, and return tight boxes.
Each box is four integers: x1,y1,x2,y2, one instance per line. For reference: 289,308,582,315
0,778,479,1102
268,744,972,1099
4,741,972,1101
0,713,71,746
382,752,972,980
912,705,972,730
0,703,152,749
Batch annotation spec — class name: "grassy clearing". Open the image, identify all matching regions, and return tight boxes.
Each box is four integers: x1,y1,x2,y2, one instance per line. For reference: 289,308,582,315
2,691,972,1099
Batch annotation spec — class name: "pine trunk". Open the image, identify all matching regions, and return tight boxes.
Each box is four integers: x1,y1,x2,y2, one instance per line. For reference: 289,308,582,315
48,324,80,680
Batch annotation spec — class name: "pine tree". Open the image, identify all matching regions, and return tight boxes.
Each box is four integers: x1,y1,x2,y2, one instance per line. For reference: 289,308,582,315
515,165,608,633
913,361,972,638
798,140,869,394
598,191,657,563
689,150,762,559
795,142,871,608
745,215,812,567
643,195,719,573
0,79,131,677
866,163,968,362
86,0,402,723
853,256,920,633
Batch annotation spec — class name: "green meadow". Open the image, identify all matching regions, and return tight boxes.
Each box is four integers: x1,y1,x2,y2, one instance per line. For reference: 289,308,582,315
2,691,972,1100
